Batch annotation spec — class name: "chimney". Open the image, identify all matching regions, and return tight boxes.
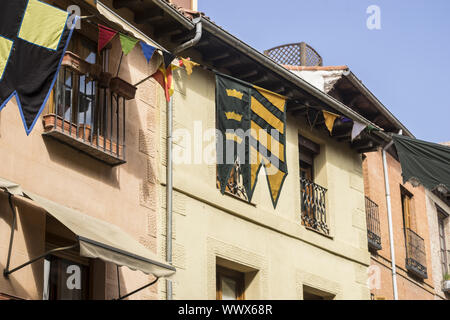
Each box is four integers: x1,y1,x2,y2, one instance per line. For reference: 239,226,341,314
169,0,198,11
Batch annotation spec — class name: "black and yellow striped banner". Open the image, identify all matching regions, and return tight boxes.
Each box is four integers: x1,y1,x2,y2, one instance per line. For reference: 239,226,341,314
216,73,288,208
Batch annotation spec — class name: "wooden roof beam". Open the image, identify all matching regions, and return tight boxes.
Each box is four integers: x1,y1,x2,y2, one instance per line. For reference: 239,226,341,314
134,8,165,24
153,23,182,38
113,0,140,9
203,51,231,62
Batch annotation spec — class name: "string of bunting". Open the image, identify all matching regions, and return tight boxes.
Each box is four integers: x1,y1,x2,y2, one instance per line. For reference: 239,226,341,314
97,24,200,102
161,55,382,140
97,22,382,140
306,107,381,140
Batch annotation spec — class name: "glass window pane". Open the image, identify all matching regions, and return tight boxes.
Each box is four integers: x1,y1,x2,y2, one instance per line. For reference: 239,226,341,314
48,256,89,300
221,276,237,300
42,259,51,300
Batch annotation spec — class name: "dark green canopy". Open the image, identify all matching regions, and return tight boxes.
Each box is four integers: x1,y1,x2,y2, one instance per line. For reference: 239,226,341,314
392,134,450,192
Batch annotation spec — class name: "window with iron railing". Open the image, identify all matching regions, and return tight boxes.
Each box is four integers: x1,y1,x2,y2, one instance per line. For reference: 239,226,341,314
216,159,248,202
43,32,134,166
365,196,382,251
300,178,329,235
299,135,329,235
405,228,428,279
400,188,427,279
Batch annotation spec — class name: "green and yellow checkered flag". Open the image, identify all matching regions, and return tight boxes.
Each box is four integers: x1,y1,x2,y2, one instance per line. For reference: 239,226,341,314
216,73,288,208
0,0,76,135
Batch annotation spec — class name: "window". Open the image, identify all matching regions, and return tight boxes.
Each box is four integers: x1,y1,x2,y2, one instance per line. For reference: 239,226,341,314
437,208,449,277
401,188,428,279
302,285,335,300
216,159,248,201
401,189,413,231
43,255,90,300
55,33,101,129
299,135,328,235
299,135,318,182
365,196,382,251
43,29,128,166
216,266,245,300
43,215,105,300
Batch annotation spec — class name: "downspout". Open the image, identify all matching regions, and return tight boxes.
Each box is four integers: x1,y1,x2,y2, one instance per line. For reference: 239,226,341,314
381,130,402,300
166,17,202,301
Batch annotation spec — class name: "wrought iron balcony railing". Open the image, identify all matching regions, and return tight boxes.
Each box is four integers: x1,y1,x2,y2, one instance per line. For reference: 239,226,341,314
300,178,329,235
365,197,382,251
43,64,127,166
405,228,428,279
225,160,248,201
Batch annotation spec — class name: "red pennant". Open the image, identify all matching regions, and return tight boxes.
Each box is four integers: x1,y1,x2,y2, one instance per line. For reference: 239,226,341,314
152,65,174,102
98,24,118,52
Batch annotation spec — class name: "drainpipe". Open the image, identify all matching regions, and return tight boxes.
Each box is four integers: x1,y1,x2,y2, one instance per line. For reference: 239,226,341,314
381,130,402,300
166,17,202,301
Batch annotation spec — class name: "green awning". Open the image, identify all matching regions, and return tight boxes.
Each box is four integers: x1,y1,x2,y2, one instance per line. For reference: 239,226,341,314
393,134,450,192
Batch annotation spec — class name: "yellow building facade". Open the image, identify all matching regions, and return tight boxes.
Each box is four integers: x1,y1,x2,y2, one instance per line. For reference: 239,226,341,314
160,68,372,299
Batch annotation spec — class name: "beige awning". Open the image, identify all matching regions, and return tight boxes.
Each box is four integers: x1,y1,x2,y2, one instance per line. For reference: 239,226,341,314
0,177,24,196
19,190,175,278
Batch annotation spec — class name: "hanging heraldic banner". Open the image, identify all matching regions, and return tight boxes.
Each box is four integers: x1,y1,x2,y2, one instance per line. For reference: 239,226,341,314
0,0,76,135
216,73,288,208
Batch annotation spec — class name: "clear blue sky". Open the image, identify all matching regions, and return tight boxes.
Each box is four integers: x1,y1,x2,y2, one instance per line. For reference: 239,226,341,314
199,0,450,143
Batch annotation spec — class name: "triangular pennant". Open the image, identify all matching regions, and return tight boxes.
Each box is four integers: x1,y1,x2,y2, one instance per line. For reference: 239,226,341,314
152,63,175,102
341,116,352,123
119,34,139,55
140,42,156,63
98,24,118,52
322,110,339,135
307,108,320,129
264,161,288,208
180,57,200,76
351,121,367,141
163,51,176,69
366,124,380,133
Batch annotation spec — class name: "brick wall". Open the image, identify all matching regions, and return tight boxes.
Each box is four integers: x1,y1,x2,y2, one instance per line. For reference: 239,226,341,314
363,150,435,299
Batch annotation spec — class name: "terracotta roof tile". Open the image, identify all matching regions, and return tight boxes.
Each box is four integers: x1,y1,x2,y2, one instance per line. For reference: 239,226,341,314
163,0,209,20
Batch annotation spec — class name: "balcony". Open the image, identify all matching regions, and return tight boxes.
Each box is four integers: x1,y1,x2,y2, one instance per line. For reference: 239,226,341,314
365,197,382,251
216,160,249,202
300,178,329,235
42,53,135,166
405,228,428,279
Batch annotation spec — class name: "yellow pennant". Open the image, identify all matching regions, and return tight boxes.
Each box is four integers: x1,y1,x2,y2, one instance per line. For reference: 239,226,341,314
322,110,340,135
180,57,199,76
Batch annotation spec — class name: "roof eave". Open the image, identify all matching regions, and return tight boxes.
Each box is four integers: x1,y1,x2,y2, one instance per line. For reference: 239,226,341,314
343,70,414,138
200,17,390,142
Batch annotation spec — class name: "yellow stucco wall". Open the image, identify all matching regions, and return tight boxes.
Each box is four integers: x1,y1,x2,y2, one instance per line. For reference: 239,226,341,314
157,67,371,300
